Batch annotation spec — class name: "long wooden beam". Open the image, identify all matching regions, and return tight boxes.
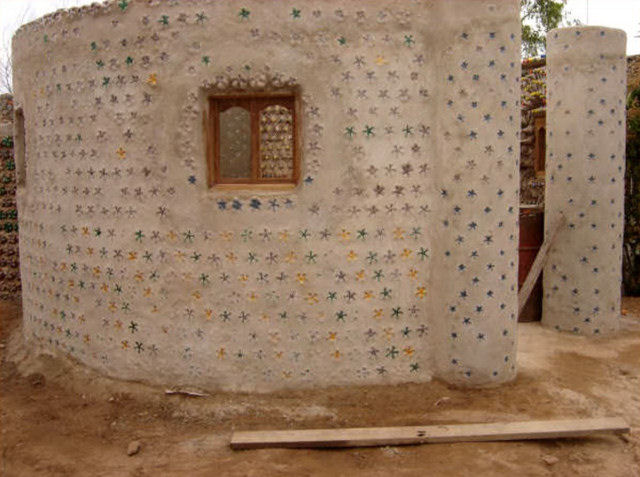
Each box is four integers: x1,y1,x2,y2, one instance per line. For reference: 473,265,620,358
518,214,567,316
230,417,629,450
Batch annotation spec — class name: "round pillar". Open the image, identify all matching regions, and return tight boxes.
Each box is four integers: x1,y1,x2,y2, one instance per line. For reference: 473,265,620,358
430,0,521,385
543,26,627,335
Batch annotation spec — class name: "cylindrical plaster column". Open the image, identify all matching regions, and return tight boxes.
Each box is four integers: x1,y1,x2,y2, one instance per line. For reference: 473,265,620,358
429,0,521,385
543,27,627,335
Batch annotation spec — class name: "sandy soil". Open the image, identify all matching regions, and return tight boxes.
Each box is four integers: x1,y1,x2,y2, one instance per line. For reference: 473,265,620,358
1,298,639,477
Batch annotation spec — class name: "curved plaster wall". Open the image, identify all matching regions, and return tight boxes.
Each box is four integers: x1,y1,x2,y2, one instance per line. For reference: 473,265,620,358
13,0,521,391
543,26,626,335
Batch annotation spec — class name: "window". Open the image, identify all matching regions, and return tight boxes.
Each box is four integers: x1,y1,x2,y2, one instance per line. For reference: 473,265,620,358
532,113,546,178
206,93,299,187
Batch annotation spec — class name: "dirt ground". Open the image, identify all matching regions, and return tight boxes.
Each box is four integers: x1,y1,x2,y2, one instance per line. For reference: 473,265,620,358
1,299,639,476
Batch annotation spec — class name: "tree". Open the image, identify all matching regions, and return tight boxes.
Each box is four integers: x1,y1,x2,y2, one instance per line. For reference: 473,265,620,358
1,23,16,94
624,85,640,295
521,0,572,58
0,5,34,94
0,1,87,94
0,51,11,95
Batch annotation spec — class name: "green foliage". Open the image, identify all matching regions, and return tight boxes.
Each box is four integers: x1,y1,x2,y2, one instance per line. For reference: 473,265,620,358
624,86,640,295
521,0,568,57
628,87,640,110
0,136,12,148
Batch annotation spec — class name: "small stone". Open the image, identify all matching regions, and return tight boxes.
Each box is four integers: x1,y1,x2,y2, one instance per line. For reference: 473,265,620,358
434,396,450,406
541,455,559,466
382,446,400,456
27,373,45,387
127,440,141,456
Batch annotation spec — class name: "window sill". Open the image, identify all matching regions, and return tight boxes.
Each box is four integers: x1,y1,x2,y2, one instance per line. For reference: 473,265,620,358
212,183,298,192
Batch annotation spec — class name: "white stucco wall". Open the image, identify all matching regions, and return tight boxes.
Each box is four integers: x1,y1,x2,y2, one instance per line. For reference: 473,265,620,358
543,26,626,335
12,0,521,391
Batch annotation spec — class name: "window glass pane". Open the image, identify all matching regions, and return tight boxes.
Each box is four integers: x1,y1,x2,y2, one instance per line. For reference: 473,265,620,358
259,105,294,179
219,106,252,179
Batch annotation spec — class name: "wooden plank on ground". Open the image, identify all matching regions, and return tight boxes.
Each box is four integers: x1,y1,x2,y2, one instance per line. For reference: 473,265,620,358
518,214,567,316
230,417,629,450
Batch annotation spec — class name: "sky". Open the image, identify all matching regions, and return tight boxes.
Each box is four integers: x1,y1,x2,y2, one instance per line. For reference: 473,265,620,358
0,0,639,92
565,0,640,54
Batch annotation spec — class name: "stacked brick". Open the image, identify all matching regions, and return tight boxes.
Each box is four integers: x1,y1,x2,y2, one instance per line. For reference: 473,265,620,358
0,94,20,300
0,95,13,122
520,59,546,205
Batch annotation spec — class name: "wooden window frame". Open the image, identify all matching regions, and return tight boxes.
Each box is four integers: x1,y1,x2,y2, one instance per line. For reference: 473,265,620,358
532,112,546,178
206,92,300,188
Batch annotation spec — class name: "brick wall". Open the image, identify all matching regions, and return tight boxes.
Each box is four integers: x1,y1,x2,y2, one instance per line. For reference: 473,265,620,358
0,94,20,300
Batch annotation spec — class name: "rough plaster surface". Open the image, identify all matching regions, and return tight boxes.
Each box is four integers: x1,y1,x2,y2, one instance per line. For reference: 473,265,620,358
543,26,626,335
12,0,521,391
